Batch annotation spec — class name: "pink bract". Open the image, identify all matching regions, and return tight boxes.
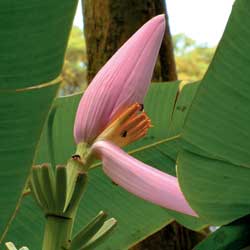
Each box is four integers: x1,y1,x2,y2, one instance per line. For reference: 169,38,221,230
74,15,166,144
93,140,198,217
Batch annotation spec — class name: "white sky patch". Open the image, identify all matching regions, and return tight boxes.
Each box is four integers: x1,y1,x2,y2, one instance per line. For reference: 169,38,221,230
167,0,235,46
73,0,235,46
74,0,83,29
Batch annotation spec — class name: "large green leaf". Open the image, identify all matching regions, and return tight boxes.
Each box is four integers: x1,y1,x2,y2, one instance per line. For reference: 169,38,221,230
178,151,250,224
178,0,250,225
0,84,59,241
183,0,250,166
194,215,250,250
4,82,204,249
0,0,78,244
0,0,78,89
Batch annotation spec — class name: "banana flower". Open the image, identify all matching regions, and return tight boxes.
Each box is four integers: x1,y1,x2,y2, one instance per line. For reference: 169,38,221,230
74,15,197,217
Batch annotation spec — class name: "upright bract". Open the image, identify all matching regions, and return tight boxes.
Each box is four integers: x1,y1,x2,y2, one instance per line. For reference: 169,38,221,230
74,15,166,144
93,141,197,217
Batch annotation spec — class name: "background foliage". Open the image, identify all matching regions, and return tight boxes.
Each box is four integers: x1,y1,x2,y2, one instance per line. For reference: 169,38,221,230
60,27,87,95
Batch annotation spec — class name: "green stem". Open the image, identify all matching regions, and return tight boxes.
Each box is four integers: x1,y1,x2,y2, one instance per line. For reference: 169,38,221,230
41,144,93,250
75,142,95,171
42,215,73,250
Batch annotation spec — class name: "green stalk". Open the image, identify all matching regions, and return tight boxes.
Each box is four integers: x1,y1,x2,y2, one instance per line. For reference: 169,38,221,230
42,215,73,250
40,142,91,250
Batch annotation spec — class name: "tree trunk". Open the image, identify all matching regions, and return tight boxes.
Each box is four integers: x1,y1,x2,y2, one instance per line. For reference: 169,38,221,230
130,222,206,250
83,1,204,249
83,0,177,83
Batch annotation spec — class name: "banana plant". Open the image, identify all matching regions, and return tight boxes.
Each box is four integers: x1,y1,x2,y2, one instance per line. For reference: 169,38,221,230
1,0,250,250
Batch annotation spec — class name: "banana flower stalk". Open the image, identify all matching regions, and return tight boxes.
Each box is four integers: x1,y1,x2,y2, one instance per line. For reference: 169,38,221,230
74,15,197,217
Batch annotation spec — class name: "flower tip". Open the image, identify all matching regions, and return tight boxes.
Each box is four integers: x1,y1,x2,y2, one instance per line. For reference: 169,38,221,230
154,14,165,21
190,209,199,217
150,14,166,27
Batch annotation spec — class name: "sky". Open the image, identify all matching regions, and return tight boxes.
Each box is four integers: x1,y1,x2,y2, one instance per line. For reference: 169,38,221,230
73,0,235,47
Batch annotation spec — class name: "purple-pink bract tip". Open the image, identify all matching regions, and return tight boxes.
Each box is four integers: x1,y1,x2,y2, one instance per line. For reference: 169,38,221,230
92,140,198,217
74,15,166,144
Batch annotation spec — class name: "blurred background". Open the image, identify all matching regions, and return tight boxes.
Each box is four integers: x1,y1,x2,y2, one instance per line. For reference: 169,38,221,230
60,0,234,96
